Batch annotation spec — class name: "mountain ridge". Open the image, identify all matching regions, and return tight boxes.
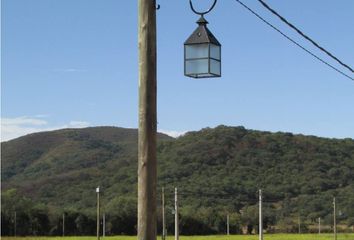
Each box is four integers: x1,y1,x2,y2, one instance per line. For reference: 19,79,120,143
1,125,354,235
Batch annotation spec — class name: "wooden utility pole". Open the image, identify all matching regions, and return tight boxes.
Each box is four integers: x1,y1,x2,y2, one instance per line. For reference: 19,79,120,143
62,213,65,237
333,197,337,240
259,189,263,240
97,187,100,240
162,187,166,240
138,0,157,240
227,213,230,235
318,217,321,234
175,188,179,240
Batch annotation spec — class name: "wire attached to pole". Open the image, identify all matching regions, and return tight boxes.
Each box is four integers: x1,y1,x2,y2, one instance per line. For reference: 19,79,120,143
233,0,354,81
257,0,354,73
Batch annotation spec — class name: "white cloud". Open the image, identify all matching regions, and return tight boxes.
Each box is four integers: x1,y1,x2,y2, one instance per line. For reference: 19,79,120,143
66,121,90,128
1,124,46,142
52,68,86,73
34,114,50,118
158,129,187,138
1,116,90,142
1,117,186,141
2,116,47,126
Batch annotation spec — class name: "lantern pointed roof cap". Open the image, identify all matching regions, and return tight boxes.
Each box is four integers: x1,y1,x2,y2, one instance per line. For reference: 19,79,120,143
184,16,221,46
196,16,208,25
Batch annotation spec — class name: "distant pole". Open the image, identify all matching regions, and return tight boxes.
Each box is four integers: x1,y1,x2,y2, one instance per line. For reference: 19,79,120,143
162,187,166,240
97,187,100,240
298,215,301,234
175,188,179,240
227,213,230,235
259,189,263,240
62,213,65,237
103,213,106,238
333,197,337,240
318,217,321,234
14,211,16,237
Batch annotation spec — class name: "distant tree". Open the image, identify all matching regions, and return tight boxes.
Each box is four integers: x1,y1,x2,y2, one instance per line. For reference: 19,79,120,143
106,196,137,235
240,205,258,234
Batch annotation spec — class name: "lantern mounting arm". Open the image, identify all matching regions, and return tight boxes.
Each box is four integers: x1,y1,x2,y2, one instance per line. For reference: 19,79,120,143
189,0,217,17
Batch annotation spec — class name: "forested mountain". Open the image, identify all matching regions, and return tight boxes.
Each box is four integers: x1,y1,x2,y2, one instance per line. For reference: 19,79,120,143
1,125,354,236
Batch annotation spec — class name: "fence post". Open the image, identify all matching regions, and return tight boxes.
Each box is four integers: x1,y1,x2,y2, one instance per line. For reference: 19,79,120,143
162,187,166,240
175,188,179,240
14,211,17,237
259,189,263,240
333,197,337,240
62,213,65,237
227,213,230,235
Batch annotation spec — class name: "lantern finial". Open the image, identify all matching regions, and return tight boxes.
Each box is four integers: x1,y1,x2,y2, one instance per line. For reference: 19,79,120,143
196,16,208,25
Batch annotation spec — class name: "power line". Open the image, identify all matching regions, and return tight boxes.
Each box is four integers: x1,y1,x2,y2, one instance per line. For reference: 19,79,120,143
233,0,354,81
257,0,354,74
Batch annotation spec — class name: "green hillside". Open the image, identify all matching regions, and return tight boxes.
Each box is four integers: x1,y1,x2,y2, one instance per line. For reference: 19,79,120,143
1,125,354,236
2,127,172,210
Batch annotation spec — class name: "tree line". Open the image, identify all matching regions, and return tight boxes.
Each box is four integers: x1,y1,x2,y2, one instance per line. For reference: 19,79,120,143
2,188,354,236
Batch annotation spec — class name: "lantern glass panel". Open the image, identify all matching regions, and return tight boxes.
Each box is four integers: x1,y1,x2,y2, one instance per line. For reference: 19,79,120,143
210,59,221,75
185,59,209,75
210,44,221,60
196,73,214,77
185,44,209,59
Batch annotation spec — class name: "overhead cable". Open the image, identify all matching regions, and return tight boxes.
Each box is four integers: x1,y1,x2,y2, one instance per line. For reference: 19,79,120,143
257,0,354,73
234,0,354,81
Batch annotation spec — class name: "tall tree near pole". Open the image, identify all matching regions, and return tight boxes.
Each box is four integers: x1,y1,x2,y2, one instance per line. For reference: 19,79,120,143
138,1,157,240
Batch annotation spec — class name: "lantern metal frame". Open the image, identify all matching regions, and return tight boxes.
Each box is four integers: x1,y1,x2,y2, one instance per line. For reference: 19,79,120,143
184,0,221,78
184,42,221,78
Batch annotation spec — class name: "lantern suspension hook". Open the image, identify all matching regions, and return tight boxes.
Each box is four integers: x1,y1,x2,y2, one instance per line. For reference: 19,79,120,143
189,0,217,16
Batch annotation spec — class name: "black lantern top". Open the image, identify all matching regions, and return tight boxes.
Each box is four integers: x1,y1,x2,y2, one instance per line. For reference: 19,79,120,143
184,16,221,46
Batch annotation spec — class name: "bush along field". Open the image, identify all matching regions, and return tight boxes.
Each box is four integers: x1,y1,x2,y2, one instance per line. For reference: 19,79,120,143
1,234,354,240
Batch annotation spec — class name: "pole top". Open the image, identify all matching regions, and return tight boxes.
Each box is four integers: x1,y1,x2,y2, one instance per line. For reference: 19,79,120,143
96,187,100,193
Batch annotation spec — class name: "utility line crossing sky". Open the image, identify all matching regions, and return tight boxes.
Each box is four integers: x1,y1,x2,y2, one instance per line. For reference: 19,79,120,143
1,0,354,141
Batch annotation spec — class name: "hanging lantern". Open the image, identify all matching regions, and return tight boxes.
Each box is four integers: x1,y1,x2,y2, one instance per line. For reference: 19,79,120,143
184,0,221,78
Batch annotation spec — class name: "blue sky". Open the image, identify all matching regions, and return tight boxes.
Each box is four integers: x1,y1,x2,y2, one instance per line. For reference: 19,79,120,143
1,0,354,141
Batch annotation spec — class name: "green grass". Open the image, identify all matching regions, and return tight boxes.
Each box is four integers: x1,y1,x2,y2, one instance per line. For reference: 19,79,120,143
1,234,354,240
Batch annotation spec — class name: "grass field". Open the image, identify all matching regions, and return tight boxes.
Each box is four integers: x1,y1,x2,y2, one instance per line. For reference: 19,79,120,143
1,234,353,240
